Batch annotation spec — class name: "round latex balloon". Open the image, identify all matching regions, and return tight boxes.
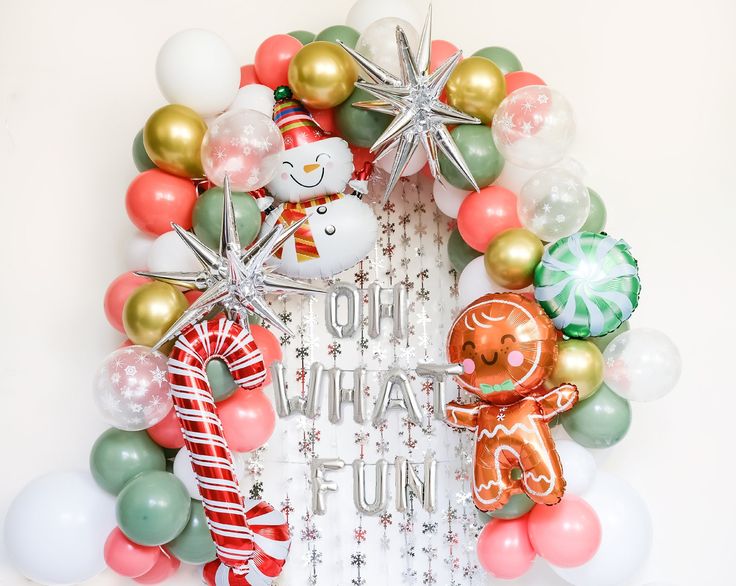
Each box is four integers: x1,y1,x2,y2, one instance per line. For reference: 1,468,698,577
228,83,276,117
476,517,535,580
173,447,245,501
254,34,303,89
166,500,217,564
104,272,152,333
433,179,469,218
192,186,262,250
377,145,428,177
355,17,419,76
447,228,482,274
288,41,358,109
143,105,207,178
457,186,521,252
122,282,189,347
125,232,156,271
562,384,632,449
457,256,503,308
346,0,422,32
146,230,202,274
554,440,597,495
104,527,161,578
125,169,198,236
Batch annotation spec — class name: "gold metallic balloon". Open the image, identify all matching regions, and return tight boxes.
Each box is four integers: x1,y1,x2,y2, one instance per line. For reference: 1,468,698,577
445,56,506,124
484,228,543,290
288,41,359,109
122,282,189,347
143,104,206,178
547,340,604,400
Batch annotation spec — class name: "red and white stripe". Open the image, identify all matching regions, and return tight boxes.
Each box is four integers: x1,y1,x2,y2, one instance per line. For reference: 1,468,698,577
167,319,290,583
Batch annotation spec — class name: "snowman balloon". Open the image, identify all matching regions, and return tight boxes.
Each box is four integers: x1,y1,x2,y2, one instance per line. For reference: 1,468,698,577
262,86,378,279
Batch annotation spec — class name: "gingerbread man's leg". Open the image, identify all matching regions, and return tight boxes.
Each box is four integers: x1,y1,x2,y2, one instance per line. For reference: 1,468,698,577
472,443,517,512
519,430,565,506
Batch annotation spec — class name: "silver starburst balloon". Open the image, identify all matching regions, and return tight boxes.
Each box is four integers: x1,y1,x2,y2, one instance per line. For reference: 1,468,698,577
137,176,323,350
339,6,481,202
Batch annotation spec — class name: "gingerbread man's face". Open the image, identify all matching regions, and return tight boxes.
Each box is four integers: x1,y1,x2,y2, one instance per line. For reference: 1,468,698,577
447,293,558,405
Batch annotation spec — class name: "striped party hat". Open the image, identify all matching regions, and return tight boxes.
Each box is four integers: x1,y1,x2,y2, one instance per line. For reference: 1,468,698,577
272,86,330,150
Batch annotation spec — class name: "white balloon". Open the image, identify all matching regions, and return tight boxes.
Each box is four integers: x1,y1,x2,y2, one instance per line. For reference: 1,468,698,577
173,447,246,500
156,29,240,117
377,145,428,177
433,179,469,218
603,329,682,402
346,0,423,32
494,161,536,195
125,231,155,270
147,230,202,273
228,84,276,117
552,472,653,586
355,17,419,76
555,440,597,495
4,471,116,585
457,256,502,308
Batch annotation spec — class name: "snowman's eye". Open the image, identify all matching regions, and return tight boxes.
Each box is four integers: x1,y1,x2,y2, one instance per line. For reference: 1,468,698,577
282,161,294,168
324,225,336,235
316,206,327,214
316,153,331,162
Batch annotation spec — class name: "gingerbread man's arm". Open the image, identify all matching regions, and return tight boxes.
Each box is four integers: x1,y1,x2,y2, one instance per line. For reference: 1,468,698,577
445,400,482,431
533,384,579,421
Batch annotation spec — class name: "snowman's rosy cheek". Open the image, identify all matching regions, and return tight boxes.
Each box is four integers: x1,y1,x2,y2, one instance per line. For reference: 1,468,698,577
281,172,289,180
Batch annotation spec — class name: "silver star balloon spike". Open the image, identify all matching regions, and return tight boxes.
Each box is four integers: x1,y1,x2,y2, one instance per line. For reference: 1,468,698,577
339,5,481,202
137,175,324,351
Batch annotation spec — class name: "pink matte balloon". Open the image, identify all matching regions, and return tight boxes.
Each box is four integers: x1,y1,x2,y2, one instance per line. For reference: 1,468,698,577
255,34,302,89
133,548,181,584
250,324,283,385
104,272,151,333
146,407,185,449
457,186,521,252
104,527,161,578
125,169,198,236
430,40,459,72
528,496,602,568
477,517,536,579
505,71,546,95
240,64,259,87
218,387,276,452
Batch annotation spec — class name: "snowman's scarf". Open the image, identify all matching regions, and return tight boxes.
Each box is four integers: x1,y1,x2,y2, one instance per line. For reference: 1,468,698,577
274,193,345,262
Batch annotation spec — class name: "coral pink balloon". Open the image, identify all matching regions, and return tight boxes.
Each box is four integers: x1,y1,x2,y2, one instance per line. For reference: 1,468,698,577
528,496,602,568
125,169,198,236
457,186,521,252
239,64,259,87
430,40,459,72
104,272,151,333
146,408,185,449
309,107,337,134
250,324,283,385
218,387,276,452
477,517,536,579
133,548,180,584
505,71,546,95
104,527,161,578
350,146,374,170
254,34,302,89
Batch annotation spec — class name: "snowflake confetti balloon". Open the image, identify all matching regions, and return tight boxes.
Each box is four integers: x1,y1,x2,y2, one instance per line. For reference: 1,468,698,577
92,345,173,431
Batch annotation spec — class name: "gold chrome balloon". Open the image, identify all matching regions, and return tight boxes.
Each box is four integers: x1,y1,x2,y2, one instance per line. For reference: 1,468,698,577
288,41,358,109
445,56,506,124
122,282,189,347
547,340,604,400
484,228,543,290
143,104,207,178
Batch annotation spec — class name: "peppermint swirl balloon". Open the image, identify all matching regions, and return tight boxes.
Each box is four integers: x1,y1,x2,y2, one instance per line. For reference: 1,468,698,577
534,232,640,338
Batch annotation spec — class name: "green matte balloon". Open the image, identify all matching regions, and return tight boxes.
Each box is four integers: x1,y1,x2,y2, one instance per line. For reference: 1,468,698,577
561,383,632,449
448,228,481,273
288,30,315,45
193,187,262,250
472,46,523,74
490,493,535,520
335,88,392,148
438,125,504,190
315,25,360,48
166,500,217,564
90,428,166,494
580,187,607,233
116,471,191,546
133,129,156,172
207,359,237,402
589,320,630,352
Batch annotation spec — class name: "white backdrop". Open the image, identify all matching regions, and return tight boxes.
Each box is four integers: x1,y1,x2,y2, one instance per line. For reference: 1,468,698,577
0,0,733,584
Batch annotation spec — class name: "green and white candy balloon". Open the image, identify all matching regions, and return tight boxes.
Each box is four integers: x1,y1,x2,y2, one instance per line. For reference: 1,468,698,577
534,232,640,338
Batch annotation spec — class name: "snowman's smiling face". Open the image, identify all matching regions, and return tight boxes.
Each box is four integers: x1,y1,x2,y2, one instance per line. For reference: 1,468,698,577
267,137,354,203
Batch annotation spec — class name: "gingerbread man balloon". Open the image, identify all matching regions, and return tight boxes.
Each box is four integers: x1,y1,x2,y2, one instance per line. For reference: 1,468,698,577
446,293,578,512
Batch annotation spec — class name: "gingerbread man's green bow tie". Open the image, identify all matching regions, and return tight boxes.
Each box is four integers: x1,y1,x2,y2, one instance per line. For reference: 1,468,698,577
480,380,516,394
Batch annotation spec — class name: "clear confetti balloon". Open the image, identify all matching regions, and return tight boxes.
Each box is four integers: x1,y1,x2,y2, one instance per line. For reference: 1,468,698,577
492,85,575,169
201,108,284,191
355,17,419,76
603,329,682,401
93,346,173,431
518,167,590,241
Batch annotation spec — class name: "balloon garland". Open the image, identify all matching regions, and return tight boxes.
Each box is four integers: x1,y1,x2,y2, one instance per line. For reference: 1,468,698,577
2,2,683,586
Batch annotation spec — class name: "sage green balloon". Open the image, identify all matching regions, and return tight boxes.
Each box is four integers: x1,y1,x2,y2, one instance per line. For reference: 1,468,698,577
561,384,632,449
581,187,607,233
167,500,217,564
335,87,392,148
448,228,481,273
193,187,262,250
589,321,630,352
472,46,523,74
90,428,166,494
438,125,504,190
315,25,360,48
490,493,535,520
207,358,237,402
133,129,156,172
116,471,191,546
288,30,315,45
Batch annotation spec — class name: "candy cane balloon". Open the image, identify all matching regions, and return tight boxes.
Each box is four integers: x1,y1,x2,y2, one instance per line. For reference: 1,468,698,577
167,319,290,584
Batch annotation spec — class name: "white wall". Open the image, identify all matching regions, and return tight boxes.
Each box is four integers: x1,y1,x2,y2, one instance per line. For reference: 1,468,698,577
0,0,733,584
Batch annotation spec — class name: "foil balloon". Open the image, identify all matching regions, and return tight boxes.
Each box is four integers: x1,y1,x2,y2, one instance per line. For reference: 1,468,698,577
445,293,578,511
167,319,290,583
534,232,641,338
